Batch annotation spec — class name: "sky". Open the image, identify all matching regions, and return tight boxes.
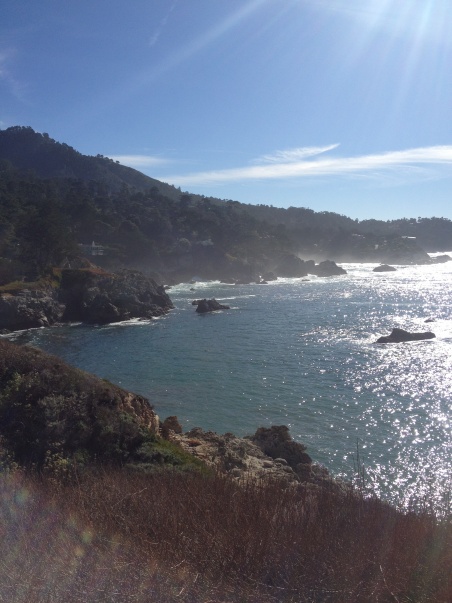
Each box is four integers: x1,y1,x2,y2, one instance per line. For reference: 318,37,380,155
1,0,452,220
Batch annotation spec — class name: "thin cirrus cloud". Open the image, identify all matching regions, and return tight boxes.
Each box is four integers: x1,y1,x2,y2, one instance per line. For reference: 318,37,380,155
162,145,452,187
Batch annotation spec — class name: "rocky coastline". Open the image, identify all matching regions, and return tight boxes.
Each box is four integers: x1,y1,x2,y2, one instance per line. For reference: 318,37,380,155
0,338,347,493
165,422,347,493
0,268,173,333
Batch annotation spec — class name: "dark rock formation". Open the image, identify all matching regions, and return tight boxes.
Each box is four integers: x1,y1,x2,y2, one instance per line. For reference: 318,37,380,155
376,328,436,343
373,264,397,272
274,254,308,278
60,268,173,324
0,288,65,331
261,271,277,282
160,415,183,438
309,260,347,277
0,269,173,332
249,426,312,468
431,254,451,263
194,298,230,313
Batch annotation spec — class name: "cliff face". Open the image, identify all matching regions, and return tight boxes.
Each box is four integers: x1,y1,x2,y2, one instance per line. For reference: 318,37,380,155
0,339,159,469
0,268,173,332
60,268,173,323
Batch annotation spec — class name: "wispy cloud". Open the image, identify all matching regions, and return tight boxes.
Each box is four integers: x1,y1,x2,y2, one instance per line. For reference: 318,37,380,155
110,155,168,168
255,144,339,164
149,1,178,47
162,145,452,187
0,47,26,101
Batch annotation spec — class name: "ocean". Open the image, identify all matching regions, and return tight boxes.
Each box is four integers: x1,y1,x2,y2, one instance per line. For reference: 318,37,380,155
9,258,452,509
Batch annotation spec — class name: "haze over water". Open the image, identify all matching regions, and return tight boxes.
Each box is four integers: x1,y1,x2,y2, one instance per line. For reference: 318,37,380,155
14,259,452,510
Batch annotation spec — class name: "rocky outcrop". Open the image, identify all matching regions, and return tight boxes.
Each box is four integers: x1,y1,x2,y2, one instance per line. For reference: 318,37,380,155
376,328,436,343
0,288,65,331
373,264,397,272
250,425,312,466
272,256,346,279
193,298,230,313
0,269,173,332
274,254,309,278
308,260,347,277
430,254,451,264
168,424,343,491
60,268,173,324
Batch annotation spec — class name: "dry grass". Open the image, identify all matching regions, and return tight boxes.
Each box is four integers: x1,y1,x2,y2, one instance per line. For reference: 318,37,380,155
1,468,451,603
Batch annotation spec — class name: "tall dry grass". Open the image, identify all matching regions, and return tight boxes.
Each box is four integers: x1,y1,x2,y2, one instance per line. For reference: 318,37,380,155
1,467,451,602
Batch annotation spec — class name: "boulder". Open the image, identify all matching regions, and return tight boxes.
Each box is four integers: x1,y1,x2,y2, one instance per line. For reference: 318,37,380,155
261,271,277,282
309,260,347,277
376,328,436,344
249,426,312,468
194,298,230,313
160,415,183,438
373,264,397,272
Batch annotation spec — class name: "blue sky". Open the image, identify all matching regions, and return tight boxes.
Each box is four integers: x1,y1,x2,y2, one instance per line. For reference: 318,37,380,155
1,0,451,220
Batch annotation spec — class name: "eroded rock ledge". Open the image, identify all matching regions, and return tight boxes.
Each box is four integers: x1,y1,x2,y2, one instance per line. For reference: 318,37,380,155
0,268,173,332
163,420,347,492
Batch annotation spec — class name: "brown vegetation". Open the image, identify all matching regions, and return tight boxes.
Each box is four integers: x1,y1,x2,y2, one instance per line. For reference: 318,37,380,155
1,467,451,603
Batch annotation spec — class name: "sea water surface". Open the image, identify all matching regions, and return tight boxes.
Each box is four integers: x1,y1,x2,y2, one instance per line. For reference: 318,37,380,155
9,259,452,509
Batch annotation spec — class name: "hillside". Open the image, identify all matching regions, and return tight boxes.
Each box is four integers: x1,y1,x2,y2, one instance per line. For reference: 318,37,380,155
0,125,183,200
1,126,451,287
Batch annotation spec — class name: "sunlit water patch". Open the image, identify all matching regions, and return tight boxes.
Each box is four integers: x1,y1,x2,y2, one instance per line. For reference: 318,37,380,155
7,260,452,510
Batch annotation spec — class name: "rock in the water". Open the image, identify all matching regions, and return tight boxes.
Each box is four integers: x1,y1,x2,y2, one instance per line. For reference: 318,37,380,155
309,260,347,277
431,254,451,264
376,328,435,343
194,298,230,313
373,264,397,272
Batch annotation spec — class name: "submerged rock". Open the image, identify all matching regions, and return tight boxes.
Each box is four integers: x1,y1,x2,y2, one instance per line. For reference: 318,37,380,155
376,328,436,343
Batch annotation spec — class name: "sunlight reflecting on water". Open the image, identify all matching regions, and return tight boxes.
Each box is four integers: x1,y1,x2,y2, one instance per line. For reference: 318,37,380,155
9,260,452,511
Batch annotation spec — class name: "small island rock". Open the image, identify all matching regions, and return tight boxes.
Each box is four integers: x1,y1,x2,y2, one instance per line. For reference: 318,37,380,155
194,298,230,313
376,328,435,343
373,264,397,272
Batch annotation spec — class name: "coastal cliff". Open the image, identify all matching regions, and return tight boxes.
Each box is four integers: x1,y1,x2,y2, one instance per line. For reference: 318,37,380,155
0,267,173,333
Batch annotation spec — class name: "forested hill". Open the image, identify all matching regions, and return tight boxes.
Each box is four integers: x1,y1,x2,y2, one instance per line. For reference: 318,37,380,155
0,125,183,201
1,126,451,285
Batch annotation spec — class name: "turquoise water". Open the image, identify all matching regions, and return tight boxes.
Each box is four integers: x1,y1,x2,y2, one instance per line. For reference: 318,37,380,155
9,260,452,507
